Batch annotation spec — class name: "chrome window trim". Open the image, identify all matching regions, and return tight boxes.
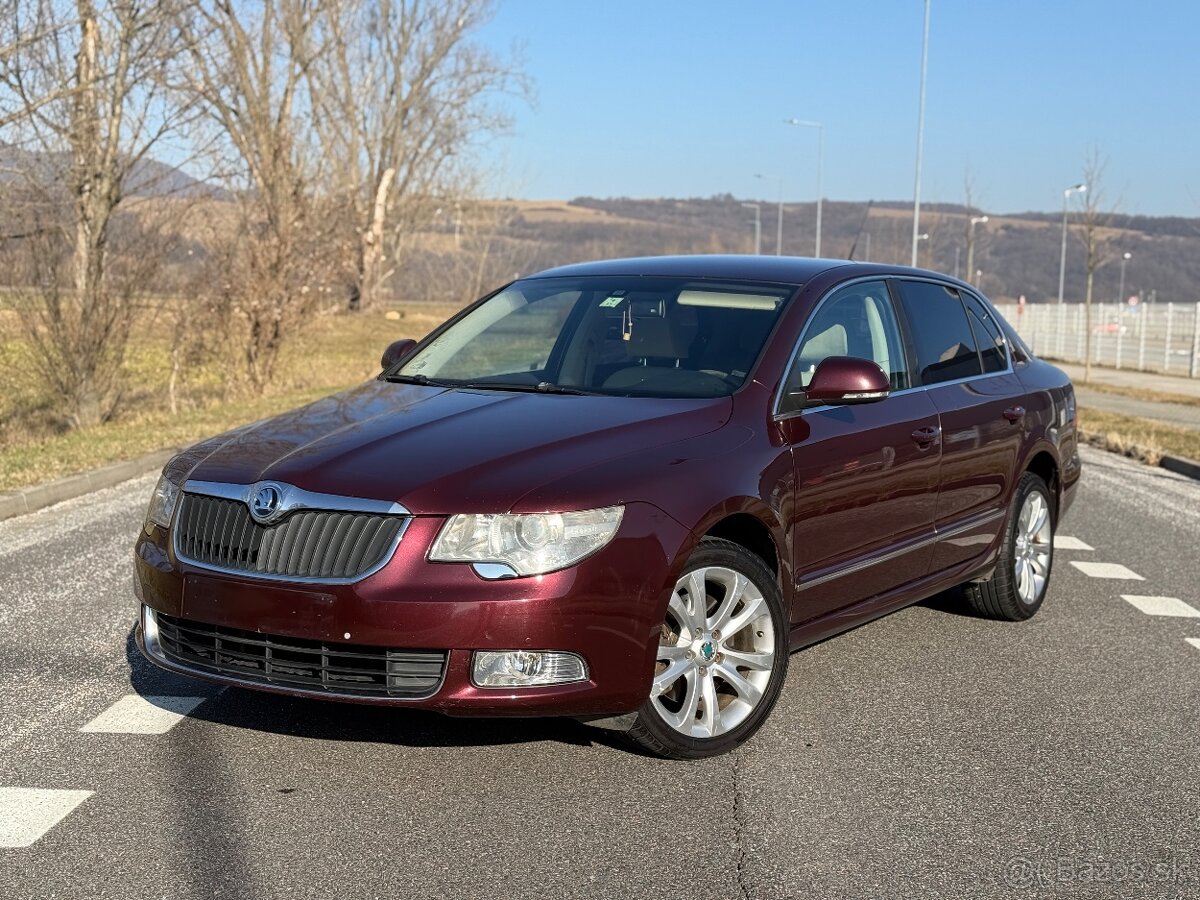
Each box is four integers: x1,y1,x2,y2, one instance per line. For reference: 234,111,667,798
140,606,445,702
173,480,411,585
773,277,1015,423
771,275,905,419
798,507,1006,591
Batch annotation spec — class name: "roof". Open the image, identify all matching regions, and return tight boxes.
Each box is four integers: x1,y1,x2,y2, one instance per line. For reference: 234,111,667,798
526,254,863,284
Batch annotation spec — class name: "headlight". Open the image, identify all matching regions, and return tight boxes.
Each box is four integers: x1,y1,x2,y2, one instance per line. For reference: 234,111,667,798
145,474,181,531
429,506,624,577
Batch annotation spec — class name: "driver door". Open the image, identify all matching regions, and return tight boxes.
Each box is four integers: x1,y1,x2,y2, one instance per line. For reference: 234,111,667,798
776,279,942,625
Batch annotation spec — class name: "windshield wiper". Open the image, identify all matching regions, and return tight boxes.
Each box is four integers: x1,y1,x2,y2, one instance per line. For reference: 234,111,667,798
383,373,456,386
462,380,599,396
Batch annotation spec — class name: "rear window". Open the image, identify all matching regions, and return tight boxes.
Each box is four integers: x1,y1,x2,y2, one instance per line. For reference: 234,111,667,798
896,280,983,385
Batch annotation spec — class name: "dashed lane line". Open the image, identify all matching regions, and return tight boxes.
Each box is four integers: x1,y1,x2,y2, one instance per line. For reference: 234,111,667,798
0,788,93,849
1069,561,1145,580
79,695,209,735
1054,536,1094,551
1186,639,1200,651
1120,596,1200,618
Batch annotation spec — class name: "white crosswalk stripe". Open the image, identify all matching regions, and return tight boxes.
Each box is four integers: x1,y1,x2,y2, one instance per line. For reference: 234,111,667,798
1186,638,1200,651
1120,596,1200,618
1054,536,1093,551
0,788,93,848
1069,561,1144,580
80,695,208,735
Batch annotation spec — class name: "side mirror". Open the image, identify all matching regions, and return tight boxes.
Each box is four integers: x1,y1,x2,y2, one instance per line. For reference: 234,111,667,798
804,356,890,405
381,338,417,370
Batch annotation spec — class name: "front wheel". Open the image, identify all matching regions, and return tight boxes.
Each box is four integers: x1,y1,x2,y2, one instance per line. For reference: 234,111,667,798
964,472,1055,621
627,537,789,759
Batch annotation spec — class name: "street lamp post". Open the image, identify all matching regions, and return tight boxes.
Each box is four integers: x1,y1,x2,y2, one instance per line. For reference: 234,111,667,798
1057,183,1087,304
1118,251,1132,304
915,232,929,267
954,245,960,279
783,118,824,256
756,174,784,255
966,214,988,286
911,0,931,267
741,202,762,255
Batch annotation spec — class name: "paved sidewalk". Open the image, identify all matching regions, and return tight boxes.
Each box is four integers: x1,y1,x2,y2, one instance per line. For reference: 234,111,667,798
1053,361,1200,431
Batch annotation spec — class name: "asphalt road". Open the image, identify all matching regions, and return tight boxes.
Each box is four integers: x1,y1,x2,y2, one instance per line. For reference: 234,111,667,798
2,445,1199,900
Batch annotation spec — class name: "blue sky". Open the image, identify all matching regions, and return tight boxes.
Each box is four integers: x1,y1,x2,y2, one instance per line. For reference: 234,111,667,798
477,1,1200,216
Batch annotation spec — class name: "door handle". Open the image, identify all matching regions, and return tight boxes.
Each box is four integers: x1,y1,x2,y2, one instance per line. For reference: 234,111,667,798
910,426,940,445
1003,406,1026,423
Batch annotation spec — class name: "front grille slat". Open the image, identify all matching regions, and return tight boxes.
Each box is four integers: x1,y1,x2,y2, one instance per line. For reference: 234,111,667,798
174,493,405,581
155,612,444,698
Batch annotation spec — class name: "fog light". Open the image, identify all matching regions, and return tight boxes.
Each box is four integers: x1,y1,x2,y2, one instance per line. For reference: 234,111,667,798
472,650,588,688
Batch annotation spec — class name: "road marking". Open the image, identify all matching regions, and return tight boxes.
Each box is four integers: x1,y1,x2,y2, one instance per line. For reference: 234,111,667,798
0,788,93,848
1186,639,1200,651
1070,561,1144,580
1120,595,1200,618
80,694,208,735
1055,536,1093,551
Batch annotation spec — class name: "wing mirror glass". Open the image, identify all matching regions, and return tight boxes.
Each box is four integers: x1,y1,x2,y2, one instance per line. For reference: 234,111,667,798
802,356,891,405
381,338,417,370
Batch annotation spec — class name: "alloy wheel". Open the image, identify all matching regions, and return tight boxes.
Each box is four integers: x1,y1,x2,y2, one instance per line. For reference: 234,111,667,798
649,565,776,739
1013,489,1052,606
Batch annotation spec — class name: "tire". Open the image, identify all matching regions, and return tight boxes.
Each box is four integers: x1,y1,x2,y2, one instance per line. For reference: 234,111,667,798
964,471,1055,621
626,537,789,759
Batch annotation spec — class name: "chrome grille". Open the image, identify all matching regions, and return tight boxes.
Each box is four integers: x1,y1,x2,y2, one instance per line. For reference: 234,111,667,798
175,493,406,581
153,612,445,698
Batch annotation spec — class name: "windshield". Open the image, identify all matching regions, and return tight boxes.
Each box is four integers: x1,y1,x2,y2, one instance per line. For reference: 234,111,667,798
396,275,795,398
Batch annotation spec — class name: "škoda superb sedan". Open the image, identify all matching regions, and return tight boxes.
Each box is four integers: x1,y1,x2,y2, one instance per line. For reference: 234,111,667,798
135,256,1080,758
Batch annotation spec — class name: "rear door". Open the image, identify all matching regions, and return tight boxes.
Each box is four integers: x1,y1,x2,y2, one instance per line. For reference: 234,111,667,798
778,279,941,625
894,279,1027,575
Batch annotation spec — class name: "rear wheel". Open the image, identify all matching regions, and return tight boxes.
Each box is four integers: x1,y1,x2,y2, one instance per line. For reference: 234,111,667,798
964,471,1054,620
627,537,788,759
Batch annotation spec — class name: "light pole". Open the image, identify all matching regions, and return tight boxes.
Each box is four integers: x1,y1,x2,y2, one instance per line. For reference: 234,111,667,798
954,245,960,279
1057,183,1087,304
1118,251,1132,304
756,174,784,255
783,118,824,256
911,0,931,266
741,202,762,255
916,232,929,267
966,214,988,285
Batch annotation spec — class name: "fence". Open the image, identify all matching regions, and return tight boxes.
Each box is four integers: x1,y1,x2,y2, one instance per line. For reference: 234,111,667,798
994,301,1200,379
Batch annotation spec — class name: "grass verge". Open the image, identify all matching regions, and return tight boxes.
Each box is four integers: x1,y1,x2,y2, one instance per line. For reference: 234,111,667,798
0,304,457,493
1077,406,1200,467
1074,381,1200,409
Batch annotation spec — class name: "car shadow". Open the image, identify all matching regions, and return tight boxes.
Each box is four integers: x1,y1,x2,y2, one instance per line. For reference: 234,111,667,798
123,626,636,754
917,585,995,619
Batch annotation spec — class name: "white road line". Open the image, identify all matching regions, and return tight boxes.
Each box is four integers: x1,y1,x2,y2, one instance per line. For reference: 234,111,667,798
0,788,93,848
1070,561,1145,580
80,694,208,735
1186,639,1200,651
1120,596,1200,618
1055,536,1094,551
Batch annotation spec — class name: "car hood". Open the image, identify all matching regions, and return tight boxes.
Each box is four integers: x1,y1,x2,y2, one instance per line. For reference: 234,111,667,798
177,380,732,514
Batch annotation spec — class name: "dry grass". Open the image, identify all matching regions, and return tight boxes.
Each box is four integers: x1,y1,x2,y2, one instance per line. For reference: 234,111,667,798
1076,381,1200,409
1077,406,1200,466
0,301,458,492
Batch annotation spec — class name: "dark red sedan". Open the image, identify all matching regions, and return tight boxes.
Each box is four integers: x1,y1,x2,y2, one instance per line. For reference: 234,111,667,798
134,256,1080,758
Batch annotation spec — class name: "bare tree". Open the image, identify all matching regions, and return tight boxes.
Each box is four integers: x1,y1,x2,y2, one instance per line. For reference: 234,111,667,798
178,0,344,393
309,0,526,310
1077,152,1114,383
0,0,191,426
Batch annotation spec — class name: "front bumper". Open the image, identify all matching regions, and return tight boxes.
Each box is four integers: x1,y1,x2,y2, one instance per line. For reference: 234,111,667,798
134,502,690,717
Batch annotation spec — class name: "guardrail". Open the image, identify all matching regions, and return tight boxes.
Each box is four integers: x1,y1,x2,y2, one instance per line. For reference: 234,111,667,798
995,301,1200,379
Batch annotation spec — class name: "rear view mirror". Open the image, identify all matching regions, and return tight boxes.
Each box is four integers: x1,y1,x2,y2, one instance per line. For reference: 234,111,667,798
804,356,890,405
381,338,417,370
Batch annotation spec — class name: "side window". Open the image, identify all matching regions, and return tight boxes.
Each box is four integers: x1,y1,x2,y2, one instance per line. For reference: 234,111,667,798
782,280,910,409
897,280,983,385
964,294,1009,373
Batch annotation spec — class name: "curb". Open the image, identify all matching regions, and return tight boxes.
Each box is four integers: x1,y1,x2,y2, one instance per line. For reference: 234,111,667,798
0,448,177,524
1160,454,1200,481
